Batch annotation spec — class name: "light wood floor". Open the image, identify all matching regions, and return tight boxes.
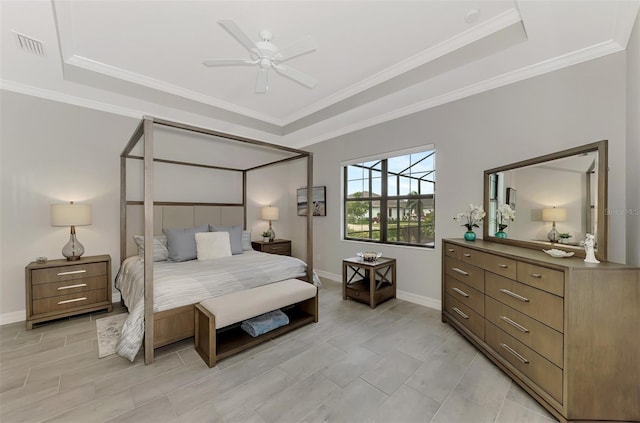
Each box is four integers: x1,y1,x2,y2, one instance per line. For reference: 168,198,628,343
0,280,558,423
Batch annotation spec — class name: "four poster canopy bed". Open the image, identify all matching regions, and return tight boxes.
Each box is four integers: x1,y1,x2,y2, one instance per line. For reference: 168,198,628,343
117,116,316,364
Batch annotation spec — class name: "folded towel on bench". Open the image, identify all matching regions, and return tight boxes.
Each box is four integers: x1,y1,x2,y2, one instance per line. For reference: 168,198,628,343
241,309,290,337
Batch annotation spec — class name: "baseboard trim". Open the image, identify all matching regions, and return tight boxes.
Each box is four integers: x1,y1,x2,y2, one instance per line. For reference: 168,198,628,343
314,269,441,310
0,292,123,326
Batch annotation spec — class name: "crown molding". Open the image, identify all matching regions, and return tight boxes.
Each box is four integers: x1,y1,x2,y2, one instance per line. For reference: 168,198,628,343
0,79,142,119
290,39,624,148
64,55,282,126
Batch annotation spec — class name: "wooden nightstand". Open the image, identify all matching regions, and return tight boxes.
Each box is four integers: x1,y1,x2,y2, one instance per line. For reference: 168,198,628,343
25,254,112,330
251,239,292,256
342,256,396,308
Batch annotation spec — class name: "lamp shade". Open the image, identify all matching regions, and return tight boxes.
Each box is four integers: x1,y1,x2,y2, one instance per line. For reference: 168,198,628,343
261,206,279,221
51,202,91,226
542,207,567,222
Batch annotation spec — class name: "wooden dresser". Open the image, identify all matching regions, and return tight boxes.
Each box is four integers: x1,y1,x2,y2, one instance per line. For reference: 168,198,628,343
442,239,639,423
25,255,112,329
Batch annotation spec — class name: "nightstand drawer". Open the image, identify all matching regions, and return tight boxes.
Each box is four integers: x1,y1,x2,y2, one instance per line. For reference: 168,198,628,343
31,262,108,284
262,244,291,255
25,255,112,330
32,289,108,315
32,275,107,300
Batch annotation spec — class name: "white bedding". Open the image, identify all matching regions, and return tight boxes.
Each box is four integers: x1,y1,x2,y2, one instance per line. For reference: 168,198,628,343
115,251,319,361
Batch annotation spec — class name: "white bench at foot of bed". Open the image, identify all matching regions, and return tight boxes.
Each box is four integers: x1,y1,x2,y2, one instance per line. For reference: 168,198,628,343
194,278,318,367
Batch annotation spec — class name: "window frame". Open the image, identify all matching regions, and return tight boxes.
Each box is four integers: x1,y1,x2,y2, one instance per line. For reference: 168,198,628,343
342,146,435,248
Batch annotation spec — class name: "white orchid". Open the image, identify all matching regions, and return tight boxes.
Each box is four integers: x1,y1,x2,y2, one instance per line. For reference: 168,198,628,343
454,204,486,230
497,204,515,229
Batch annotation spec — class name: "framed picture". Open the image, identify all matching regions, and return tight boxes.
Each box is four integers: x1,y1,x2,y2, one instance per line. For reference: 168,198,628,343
297,186,326,216
506,187,517,209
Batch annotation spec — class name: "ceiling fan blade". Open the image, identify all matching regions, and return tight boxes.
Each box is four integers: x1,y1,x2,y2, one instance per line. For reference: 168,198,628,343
218,19,258,54
275,36,316,62
255,68,269,93
202,59,254,67
273,64,317,88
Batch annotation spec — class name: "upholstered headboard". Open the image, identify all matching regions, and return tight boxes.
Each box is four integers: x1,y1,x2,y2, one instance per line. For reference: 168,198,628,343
125,204,244,258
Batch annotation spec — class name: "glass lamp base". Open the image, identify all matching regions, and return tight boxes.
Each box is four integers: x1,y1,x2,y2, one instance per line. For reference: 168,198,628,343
265,225,276,242
62,230,85,261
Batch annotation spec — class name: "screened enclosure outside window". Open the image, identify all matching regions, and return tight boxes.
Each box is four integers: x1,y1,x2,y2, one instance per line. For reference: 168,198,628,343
343,149,435,247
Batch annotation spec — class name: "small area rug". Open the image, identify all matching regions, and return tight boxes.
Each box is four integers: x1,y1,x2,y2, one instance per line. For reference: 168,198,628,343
96,313,128,358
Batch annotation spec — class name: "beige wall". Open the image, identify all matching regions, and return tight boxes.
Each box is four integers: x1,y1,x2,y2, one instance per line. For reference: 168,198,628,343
0,92,138,322
0,48,634,322
626,12,640,266
307,52,628,306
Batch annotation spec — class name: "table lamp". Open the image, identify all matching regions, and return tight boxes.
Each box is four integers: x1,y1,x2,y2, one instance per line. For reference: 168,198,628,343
542,207,566,243
261,205,279,242
51,201,91,260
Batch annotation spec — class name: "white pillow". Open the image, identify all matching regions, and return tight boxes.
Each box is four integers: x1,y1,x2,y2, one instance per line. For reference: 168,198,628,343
195,232,231,261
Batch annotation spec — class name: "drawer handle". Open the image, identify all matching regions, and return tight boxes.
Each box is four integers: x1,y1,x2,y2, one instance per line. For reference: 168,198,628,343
452,287,469,297
499,316,530,333
57,297,87,305
451,267,469,276
452,307,469,319
447,248,455,252
498,264,509,269
530,273,542,278
57,269,87,276
499,289,530,302
463,253,471,257
57,283,87,290
500,343,529,364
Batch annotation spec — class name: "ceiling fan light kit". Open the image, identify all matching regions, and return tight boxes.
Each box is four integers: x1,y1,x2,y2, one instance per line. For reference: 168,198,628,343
203,19,318,93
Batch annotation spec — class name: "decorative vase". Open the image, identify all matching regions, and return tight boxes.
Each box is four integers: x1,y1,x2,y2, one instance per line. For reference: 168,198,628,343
495,231,507,238
464,230,476,241
263,237,270,243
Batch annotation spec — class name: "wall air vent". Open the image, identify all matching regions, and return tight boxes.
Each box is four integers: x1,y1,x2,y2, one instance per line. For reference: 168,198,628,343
14,32,45,56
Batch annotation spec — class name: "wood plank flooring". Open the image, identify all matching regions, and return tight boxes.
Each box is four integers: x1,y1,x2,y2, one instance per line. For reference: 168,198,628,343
0,280,558,423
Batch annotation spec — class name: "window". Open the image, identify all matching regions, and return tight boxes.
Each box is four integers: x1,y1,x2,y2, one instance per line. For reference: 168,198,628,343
343,148,435,248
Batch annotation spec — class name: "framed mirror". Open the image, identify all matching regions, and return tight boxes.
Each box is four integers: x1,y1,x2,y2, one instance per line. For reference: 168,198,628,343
483,140,608,261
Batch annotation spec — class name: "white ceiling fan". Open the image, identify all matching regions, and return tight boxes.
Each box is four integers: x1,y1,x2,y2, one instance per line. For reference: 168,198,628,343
203,19,318,93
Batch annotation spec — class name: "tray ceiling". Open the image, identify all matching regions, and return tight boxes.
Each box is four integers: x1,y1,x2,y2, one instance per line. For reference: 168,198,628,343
1,1,638,148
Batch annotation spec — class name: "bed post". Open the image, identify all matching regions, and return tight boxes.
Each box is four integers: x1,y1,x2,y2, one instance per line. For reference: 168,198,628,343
143,117,155,365
306,154,314,283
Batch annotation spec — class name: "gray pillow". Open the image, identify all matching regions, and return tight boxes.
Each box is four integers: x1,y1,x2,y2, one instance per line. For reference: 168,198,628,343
164,224,209,262
242,230,252,251
132,235,168,262
209,224,243,255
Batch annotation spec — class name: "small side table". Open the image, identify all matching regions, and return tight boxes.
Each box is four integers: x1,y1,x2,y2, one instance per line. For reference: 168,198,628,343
342,257,396,308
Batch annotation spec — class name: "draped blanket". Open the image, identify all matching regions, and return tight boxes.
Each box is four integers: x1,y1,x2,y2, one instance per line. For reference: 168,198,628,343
115,251,318,361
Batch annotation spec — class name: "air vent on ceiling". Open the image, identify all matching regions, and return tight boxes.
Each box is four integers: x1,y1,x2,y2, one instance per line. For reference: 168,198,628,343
14,32,45,56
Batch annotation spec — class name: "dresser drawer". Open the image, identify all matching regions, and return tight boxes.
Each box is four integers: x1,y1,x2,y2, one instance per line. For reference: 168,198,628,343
32,289,108,315
486,273,563,332
462,248,516,279
445,293,484,340
444,275,484,316
486,323,563,403
443,242,462,260
444,257,485,292
517,262,564,297
485,296,563,368
31,262,108,285
31,275,107,300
